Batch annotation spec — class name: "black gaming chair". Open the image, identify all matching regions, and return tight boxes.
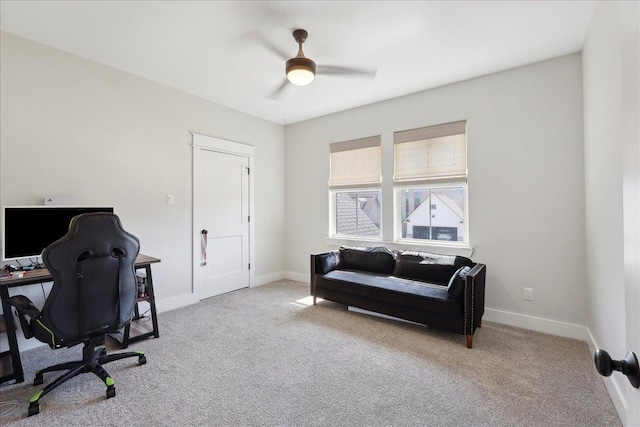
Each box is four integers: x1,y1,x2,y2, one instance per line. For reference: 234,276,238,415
8,212,146,416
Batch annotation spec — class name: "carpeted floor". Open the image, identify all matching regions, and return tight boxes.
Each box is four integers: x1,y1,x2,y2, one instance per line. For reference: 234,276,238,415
0,280,620,426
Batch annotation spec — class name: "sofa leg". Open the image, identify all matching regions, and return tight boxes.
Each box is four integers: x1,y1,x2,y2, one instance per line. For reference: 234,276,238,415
466,335,473,349
313,295,316,306
477,320,482,328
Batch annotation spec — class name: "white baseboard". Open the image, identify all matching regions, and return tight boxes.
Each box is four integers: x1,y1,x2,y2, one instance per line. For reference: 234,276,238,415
483,308,588,341
155,292,199,313
253,271,287,287
284,271,308,283
251,270,309,285
585,328,626,424
155,272,307,313
349,306,590,341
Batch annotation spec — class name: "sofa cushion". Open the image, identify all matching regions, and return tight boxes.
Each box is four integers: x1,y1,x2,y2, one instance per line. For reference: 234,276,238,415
339,246,396,275
393,251,474,285
315,270,461,315
447,266,472,298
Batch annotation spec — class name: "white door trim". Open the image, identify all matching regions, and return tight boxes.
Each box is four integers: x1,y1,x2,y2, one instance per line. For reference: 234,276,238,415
192,132,255,299
192,133,255,156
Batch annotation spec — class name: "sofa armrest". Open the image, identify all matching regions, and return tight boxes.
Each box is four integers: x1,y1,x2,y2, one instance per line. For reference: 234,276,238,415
310,250,341,294
463,264,486,346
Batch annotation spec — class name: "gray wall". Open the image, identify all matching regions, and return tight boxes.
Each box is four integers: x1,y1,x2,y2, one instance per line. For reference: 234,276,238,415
0,32,286,305
285,53,587,330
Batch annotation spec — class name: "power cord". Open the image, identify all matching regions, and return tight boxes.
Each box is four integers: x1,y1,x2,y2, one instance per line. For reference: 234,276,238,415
0,401,21,418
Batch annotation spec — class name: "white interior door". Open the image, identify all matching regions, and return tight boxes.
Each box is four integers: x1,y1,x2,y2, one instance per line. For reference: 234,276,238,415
195,147,250,299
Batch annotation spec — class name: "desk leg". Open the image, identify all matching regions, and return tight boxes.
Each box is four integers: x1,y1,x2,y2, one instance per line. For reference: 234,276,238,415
121,315,132,349
145,265,160,339
110,263,160,348
0,286,24,384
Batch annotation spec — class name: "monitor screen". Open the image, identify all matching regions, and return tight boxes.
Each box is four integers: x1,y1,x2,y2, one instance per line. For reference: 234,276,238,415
2,206,114,261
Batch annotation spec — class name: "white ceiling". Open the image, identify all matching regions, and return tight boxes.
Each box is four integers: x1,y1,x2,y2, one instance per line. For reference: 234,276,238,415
0,1,597,125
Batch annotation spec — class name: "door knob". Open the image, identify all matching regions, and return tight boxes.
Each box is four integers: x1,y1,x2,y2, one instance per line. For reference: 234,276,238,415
200,230,208,266
594,349,639,388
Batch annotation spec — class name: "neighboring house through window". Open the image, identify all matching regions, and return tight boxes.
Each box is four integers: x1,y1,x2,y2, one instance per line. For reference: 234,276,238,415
329,135,382,239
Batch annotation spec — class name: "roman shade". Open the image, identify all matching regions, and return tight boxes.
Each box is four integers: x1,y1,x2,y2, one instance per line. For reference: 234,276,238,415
394,120,467,185
329,135,381,189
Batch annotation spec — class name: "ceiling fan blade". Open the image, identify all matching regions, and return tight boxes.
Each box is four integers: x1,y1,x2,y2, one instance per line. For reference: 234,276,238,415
316,65,378,79
266,79,291,100
238,30,290,61
256,37,290,62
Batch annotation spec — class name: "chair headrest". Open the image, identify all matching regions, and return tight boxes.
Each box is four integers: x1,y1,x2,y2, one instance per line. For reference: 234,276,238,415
43,212,140,269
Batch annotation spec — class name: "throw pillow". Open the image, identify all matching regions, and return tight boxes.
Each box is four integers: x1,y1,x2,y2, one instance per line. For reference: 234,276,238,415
393,251,465,285
339,246,396,275
447,266,472,298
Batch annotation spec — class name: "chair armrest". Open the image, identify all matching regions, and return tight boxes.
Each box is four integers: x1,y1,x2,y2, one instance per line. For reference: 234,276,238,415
7,295,40,317
310,250,341,294
7,295,41,339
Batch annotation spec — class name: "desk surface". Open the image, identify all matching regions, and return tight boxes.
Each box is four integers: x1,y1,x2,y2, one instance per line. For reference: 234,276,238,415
0,254,161,288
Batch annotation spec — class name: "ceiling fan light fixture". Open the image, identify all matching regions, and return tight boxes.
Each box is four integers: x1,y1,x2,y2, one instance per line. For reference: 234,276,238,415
286,57,316,86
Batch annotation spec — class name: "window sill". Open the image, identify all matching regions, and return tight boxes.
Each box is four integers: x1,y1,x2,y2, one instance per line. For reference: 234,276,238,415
325,237,474,257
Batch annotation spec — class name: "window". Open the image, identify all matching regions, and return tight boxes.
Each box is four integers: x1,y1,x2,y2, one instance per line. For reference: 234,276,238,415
394,121,468,244
329,136,381,239
335,191,381,238
398,186,466,242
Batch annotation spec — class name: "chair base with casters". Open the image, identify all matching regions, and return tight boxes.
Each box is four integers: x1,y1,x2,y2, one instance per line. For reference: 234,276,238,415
26,335,146,416
9,286,146,416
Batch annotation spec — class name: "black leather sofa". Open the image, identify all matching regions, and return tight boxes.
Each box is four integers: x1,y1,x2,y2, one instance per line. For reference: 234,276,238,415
310,246,486,348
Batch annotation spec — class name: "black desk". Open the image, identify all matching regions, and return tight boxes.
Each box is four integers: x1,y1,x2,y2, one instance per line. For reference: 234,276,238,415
0,254,160,385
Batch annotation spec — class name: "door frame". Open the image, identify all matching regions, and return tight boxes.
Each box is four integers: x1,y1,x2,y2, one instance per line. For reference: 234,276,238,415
191,133,255,299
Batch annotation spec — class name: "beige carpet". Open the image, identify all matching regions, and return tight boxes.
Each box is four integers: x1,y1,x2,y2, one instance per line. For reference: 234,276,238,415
0,280,620,426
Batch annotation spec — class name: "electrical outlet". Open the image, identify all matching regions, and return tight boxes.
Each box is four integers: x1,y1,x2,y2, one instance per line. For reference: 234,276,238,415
166,194,174,205
523,287,534,301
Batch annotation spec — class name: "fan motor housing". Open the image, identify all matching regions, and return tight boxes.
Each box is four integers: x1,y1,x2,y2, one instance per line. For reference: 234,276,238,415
286,56,316,74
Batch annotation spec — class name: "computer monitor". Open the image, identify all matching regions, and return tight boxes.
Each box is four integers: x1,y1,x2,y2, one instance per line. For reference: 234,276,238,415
1,206,114,262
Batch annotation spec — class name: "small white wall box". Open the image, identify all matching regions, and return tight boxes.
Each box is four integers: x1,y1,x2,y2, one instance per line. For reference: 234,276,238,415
44,196,79,206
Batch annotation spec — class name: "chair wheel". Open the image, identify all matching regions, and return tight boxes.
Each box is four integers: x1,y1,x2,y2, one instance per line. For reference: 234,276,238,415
106,387,116,399
28,403,40,416
138,355,147,365
33,375,44,386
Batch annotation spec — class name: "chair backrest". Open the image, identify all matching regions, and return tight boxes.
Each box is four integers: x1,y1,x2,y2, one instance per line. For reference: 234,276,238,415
41,212,140,341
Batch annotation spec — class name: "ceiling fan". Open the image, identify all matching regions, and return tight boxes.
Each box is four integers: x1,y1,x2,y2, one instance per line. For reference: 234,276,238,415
286,29,317,86
260,28,377,99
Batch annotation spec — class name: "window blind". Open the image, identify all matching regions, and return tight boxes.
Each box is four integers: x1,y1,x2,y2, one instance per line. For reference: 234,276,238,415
393,120,467,185
329,135,381,189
